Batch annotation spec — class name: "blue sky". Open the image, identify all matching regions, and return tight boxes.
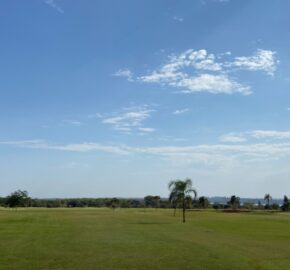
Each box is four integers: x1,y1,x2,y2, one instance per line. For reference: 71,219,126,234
1,0,290,198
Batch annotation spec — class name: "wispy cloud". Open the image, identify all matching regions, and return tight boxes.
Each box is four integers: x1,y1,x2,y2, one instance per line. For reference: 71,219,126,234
172,108,190,115
10,131,287,166
2,139,290,166
113,68,133,81
138,127,156,133
250,130,290,139
158,136,188,142
0,140,129,155
173,16,184,22
43,0,64,14
101,105,155,133
219,133,247,143
220,130,290,142
226,49,278,76
119,49,278,95
62,120,82,126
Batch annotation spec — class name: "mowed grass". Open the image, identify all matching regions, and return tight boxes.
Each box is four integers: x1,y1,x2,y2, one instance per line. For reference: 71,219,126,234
1,208,290,270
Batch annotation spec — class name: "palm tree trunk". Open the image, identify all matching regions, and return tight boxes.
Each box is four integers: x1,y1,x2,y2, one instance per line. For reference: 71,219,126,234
182,199,185,223
174,206,176,216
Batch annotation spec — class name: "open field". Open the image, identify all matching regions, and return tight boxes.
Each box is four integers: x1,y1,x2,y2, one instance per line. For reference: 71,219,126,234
1,208,290,270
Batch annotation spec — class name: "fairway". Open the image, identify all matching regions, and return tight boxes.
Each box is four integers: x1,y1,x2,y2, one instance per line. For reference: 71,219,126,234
1,208,290,270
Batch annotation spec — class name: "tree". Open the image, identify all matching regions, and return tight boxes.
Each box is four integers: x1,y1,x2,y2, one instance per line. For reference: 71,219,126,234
198,196,209,209
264,193,272,209
153,196,160,209
144,195,160,209
144,195,153,208
168,178,197,223
0,196,5,207
6,190,30,208
282,195,290,211
228,195,240,210
109,198,119,210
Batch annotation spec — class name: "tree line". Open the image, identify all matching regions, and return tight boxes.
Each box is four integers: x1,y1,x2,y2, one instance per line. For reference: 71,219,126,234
0,191,168,209
1,179,289,223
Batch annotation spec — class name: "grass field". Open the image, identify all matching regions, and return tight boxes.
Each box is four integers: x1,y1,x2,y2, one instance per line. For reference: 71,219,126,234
1,208,290,270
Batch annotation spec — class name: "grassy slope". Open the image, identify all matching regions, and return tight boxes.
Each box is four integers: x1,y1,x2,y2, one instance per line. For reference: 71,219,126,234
0,208,290,270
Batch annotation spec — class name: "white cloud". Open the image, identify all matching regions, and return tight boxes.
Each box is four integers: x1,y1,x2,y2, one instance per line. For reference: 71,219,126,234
220,130,290,143
250,130,290,140
131,48,278,95
3,139,290,166
138,127,156,133
172,108,190,115
219,133,247,143
113,68,133,81
53,143,130,155
102,105,155,133
228,49,278,76
4,129,290,168
103,111,150,126
176,74,251,95
43,0,64,14
173,16,184,22
139,49,223,85
217,51,231,59
0,140,129,155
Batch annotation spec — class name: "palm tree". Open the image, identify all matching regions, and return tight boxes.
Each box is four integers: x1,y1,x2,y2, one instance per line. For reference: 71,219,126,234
264,193,272,209
168,178,197,223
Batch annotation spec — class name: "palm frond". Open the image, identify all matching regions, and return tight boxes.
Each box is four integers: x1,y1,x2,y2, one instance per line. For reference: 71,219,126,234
186,188,197,199
168,180,176,190
184,178,192,188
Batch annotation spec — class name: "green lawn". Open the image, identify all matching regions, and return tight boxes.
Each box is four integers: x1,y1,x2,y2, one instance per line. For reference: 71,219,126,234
1,208,290,270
